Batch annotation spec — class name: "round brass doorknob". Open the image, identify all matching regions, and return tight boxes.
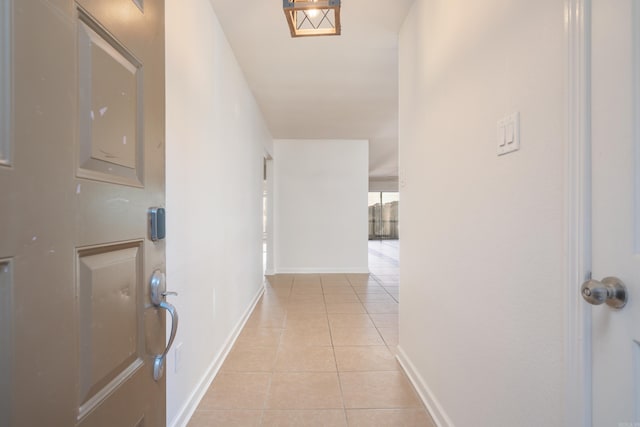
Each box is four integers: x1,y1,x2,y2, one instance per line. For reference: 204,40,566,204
581,276,627,309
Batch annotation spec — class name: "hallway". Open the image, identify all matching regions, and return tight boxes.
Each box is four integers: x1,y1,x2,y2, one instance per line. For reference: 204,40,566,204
188,241,434,426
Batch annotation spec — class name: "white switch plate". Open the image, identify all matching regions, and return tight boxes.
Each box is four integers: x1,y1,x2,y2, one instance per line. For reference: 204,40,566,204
497,112,520,156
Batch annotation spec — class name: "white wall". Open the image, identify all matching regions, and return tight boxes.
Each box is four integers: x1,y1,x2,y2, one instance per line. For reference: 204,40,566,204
398,1,566,426
165,1,273,425
274,139,369,274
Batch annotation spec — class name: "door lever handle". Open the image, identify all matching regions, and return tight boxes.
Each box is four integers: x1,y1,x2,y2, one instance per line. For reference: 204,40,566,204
153,300,178,381
149,270,179,381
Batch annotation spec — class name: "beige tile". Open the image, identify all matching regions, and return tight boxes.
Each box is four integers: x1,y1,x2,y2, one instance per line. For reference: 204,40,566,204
325,302,366,314
354,286,388,294
321,280,352,287
187,410,262,427
222,346,278,372
291,285,323,292
373,275,399,283
322,287,356,295
198,373,271,410
323,294,360,304
378,327,399,346
258,300,289,312
290,288,323,296
346,273,373,282
285,301,327,313
364,302,399,314
356,293,391,300
262,410,347,427
252,303,287,317
245,309,286,329
289,294,325,304
265,282,292,291
291,286,324,296
235,328,282,348
274,346,336,372
340,371,422,409
266,281,293,289
286,311,328,320
266,275,294,286
285,313,328,329
334,346,399,372
292,283,322,290
266,373,343,409
263,288,291,300
262,294,290,305
321,278,351,286
328,313,374,329
331,327,385,346
280,327,332,347
346,409,435,427
353,281,385,288
261,297,287,306
354,278,380,283
321,282,352,288
293,276,322,286
369,314,399,328
357,293,397,303
386,345,401,357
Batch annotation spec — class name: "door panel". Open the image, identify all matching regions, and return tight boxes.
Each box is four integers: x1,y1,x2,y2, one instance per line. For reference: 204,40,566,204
77,11,144,186
0,0,166,425
591,0,640,423
77,242,144,417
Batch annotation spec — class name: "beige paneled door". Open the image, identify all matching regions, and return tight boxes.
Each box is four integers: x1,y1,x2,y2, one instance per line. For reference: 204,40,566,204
0,0,167,426
589,0,640,424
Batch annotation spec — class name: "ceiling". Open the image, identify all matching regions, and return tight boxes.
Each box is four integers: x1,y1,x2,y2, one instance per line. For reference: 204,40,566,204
208,0,415,178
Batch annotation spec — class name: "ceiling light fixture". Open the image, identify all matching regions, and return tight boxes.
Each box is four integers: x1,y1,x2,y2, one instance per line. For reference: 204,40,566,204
283,0,341,38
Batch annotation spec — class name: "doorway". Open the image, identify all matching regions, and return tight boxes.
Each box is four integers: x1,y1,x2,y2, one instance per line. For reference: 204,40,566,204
368,192,399,240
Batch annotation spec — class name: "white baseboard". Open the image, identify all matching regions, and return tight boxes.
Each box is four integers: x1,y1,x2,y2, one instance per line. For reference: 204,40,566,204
274,267,370,274
396,346,455,427
169,284,265,427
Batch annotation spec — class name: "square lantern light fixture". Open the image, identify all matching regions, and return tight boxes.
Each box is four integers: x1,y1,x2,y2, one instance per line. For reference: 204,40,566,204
283,0,341,38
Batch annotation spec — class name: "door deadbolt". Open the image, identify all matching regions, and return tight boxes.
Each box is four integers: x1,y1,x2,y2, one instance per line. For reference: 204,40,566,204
149,207,166,241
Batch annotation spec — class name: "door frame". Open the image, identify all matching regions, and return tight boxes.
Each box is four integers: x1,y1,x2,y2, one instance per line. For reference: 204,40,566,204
565,0,592,425
263,152,275,275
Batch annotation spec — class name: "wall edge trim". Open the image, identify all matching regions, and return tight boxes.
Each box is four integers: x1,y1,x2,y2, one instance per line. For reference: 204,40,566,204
396,345,455,427
169,284,265,427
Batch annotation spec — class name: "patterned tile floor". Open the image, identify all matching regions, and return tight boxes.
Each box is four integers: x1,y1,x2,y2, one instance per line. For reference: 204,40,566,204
188,240,435,426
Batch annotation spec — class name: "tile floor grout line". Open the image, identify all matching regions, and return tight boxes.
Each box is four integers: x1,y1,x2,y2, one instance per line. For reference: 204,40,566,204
322,274,349,416
190,249,434,427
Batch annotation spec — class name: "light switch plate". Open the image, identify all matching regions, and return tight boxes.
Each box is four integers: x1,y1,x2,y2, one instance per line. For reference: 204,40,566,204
497,112,520,156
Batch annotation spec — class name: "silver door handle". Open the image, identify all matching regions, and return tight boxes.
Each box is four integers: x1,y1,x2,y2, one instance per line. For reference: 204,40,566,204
149,270,179,381
153,300,178,381
581,276,628,309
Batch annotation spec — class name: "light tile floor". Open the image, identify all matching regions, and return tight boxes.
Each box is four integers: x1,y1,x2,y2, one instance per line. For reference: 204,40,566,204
189,240,435,426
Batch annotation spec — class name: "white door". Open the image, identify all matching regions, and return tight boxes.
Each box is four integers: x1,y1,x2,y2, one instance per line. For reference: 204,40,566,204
589,0,640,424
